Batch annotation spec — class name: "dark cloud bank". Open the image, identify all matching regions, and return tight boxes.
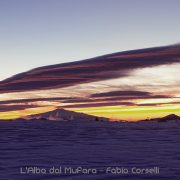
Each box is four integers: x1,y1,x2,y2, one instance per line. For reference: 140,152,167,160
0,44,180,93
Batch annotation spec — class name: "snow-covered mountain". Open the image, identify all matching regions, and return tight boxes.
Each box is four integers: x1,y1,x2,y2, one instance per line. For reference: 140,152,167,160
24,108,109,122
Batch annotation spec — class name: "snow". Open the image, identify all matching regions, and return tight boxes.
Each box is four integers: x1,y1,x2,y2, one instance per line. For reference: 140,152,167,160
0,120,180,179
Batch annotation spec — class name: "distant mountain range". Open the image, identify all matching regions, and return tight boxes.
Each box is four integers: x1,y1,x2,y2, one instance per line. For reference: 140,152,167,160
21,108,109,122
14,108,180,123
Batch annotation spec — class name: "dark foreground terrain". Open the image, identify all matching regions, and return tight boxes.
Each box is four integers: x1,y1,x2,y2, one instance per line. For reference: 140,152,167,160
0,120,180,180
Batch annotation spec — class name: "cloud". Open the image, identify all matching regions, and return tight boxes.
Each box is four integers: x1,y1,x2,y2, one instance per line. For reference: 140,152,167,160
91,90,151,97
137,101,180,106
0,104,41,112
60,90,175,108
63,93,170,104
100,95,172,101
62,101,135,108
0,90,174,112
0,44,180,93
0,97,75,104
62,100,180,109
90,90,171,99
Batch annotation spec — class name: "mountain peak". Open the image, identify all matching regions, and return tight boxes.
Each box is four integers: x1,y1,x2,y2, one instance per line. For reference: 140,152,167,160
142,114,180,122
163,114,179,119
24,108,109,122
161,114,180,121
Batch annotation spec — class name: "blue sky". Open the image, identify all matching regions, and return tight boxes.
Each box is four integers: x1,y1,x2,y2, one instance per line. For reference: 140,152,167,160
0,0,180,80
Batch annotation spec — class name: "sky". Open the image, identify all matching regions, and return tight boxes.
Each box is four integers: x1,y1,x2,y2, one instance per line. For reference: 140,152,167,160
0,0,180,120
0,0,180,80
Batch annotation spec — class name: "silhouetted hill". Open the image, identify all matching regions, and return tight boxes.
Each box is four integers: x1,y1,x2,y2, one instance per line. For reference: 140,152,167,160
141,114,180,122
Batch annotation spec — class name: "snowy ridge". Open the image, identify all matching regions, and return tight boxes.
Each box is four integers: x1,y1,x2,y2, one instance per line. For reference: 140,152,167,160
24,108,109,122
